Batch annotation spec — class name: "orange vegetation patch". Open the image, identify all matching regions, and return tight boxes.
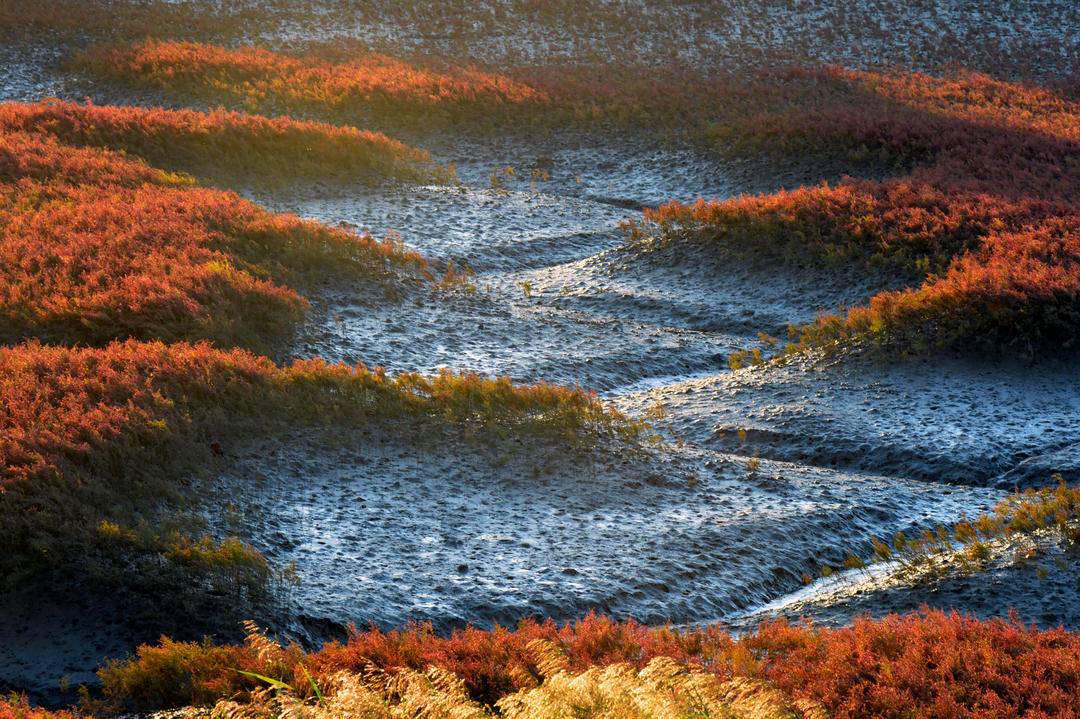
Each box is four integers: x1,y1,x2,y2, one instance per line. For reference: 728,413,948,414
709,66,1079,161
0,696,74,719
0,119,429,349
636,68,1080,353
79,40,548,125
0,340,636,492
99,609,1080,719
0,179,423,348
78,40,746,130
0,130,185,187
0,100,447,185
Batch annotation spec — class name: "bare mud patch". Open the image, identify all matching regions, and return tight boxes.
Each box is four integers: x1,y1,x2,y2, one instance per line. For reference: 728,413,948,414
514,242,910,339
619,348,1080,487
204,427,999,642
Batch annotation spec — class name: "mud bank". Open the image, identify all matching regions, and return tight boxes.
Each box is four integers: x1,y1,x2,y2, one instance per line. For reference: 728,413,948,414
209,428,999,635
618,348,1080,487
730,527,1080,631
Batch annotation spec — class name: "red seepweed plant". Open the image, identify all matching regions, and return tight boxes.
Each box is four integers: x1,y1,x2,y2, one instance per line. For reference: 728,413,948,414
0,178,425,348
78,40,549,127
634,68,1080,353
0,100,449,185
96,609,1080,719
0,114,433,350
0,130,189,187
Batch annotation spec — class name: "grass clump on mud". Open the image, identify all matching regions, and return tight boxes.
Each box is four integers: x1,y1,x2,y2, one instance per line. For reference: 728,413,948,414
88,610,1080,719
814,477,1080,583
0,340,642,595
0,101,450,186
628,68,1080,355
0,120,429,351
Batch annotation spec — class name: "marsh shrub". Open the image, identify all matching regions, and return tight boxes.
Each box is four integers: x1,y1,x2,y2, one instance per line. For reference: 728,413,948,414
0,179,425,349
0,101,449,185
78,40,548,127
0,124,430,350
76,39,748,131
0,130,188,187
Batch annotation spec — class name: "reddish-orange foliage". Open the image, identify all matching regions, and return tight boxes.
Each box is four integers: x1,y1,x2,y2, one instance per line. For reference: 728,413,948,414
1,341,636,491
80,40,547,121
646,68,1080,351
0,179,420,347
844,216,1080,349
0,130,183,187
750,611,1080,719
0,100,443,183
713,67,1078,160
0,340,275,491
79,40,749,130
0,110,428,348
99,612,731,710
0,696,74,719
647,183,1067,273
309,613,724,706
100,610,1080,718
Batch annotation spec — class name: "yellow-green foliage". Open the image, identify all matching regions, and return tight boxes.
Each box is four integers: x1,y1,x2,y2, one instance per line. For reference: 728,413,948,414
822,476,1080,582
0,101,451,186
210,639,818,719
499,641,819,719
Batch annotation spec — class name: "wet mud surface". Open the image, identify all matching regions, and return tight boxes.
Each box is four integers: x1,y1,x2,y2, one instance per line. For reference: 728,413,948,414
3,5,1080,704
618,349,1080,487
730,528,1080,631
234,131,1078,645
209,429,999,635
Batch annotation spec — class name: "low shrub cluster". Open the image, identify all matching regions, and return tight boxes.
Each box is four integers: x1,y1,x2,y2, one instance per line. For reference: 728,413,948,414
0,109,432,350
0,178,426,349
75,39,747,132
632,68,1080,354
0,101,449,185
0,130,188,188
749,610,1080,719
78,40,549,128
95,610,1080,719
